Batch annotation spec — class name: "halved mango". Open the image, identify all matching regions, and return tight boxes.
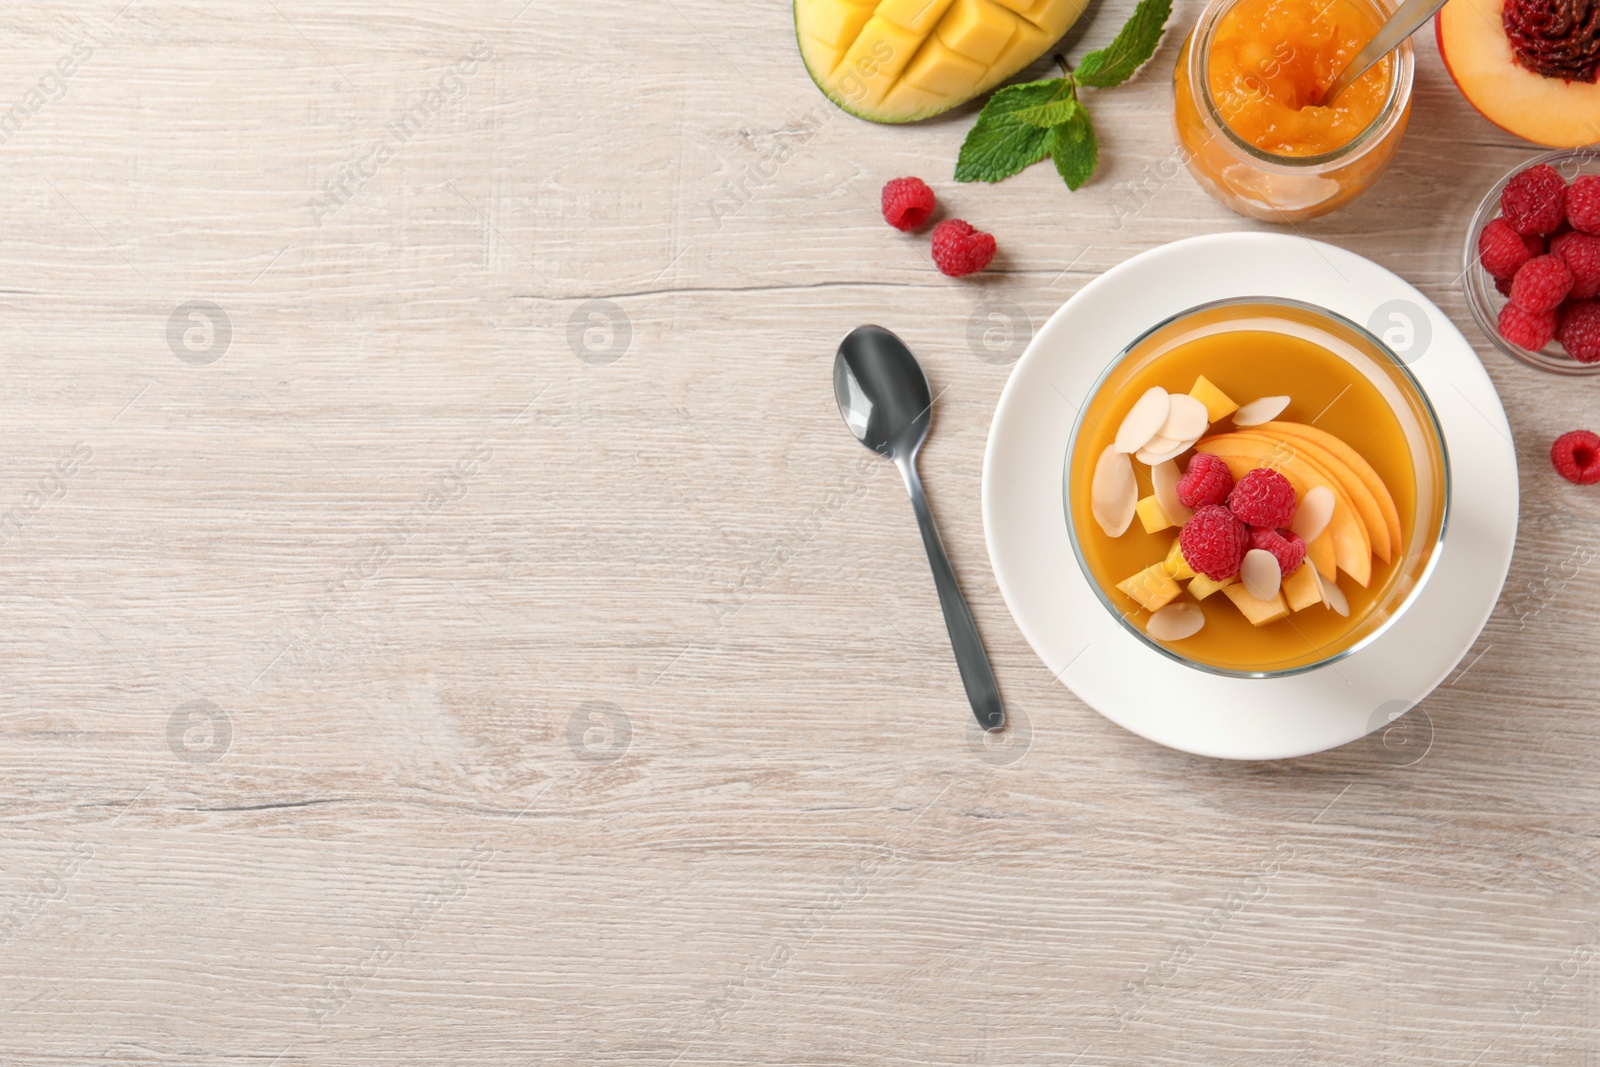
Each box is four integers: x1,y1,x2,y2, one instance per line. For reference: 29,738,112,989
795,0,1091,122
1136,494,1175,534
1282,564,1322,611
1196,436,1372,587
1187,573,1234,600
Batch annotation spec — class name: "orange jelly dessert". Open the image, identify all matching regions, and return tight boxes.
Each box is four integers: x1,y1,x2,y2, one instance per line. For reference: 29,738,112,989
1067,301,1448,675
1174,0,1414,221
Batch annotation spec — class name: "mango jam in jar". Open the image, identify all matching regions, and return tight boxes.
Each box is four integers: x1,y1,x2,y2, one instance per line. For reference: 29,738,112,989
1173,0,1414,221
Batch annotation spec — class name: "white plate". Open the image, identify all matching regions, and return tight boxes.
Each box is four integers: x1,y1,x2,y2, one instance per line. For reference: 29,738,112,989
981,233,1518,760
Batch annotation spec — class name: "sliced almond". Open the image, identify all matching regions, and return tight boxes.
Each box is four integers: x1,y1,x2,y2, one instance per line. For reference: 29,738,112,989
1234,395,1291,426
1291,485,1335,542
1241,548,1282,601
1090,445,1137,537
1318,571,1350,617
1150,459,1193,526
1114,387,1170,454
1146,602,1205,642
1137,436,1199,466
1159,393,1210,442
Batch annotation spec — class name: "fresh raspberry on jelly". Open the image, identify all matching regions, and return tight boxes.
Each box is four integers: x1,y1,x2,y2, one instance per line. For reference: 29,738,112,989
1249,525,1306,577
930,219,996,277
1552,231,1600,299
1498,301,1558,350
1551,429,1600,485
1556,300,1600,362
880,177,936,232
1570,175,1600,235
1495,272,1515,297
1479,218,1534,279
1179,504,1250,581
1524,232,1548,257
1501,164,1569,236
1227,468,1297,528
1176,452,1235,509
1509,254,1574,312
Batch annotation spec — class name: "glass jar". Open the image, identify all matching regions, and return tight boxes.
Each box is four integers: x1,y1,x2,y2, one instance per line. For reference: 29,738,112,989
1172,0,1415,222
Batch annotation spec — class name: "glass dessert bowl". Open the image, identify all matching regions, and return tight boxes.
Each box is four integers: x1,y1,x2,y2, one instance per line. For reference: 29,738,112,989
1064,298,1450,677
1173,0,1415,221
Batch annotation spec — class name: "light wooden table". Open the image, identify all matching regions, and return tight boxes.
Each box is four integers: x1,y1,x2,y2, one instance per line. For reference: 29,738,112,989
2,1,1597,1063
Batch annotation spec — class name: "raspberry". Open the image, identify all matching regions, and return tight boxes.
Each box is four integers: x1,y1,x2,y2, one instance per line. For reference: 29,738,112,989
1509,254,1573,312
1568,175,1600,235
1228,468,1297,528
930,219,995,277
1495,272,1515,297
1179,505,1249,580
1501,164,1568,236
1479,218,1534,279
1176,452,1235,508
1498,301,1558,350
1551,429,1600,485
1556,300,1600,362
1551,231,1600,299
1249,526,1307,577
880,177,935,232
1524,232,1548,257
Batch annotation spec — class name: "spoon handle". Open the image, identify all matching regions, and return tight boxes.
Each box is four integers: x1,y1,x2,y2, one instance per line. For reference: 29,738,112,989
1320,0,1445,104
898,456,1006,732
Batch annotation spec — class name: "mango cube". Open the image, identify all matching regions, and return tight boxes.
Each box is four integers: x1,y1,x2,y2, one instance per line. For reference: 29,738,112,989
1135,494,1175,534
1282,564,1322,611
1187,573,1234,600
1222,583,1291,626
1162,538,1196,580
1117,564,1180,612
1190,375,1239,423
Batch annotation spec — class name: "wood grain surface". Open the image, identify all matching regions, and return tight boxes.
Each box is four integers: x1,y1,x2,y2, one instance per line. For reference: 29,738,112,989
1,1,1597,1064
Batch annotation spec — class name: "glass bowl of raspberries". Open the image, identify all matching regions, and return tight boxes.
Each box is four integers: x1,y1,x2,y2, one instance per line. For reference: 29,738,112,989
1465,150,1600,375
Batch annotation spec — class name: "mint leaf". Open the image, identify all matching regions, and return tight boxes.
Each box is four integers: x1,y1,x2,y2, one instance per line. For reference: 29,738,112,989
1074,0,1173,88
954,79,1071,182
1049,107,1098,190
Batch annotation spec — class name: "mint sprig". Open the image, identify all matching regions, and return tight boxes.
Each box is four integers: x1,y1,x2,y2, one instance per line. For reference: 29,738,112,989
954,0,1171,191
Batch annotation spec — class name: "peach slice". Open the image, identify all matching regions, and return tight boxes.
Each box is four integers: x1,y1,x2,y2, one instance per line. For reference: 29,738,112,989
1196,436,1372,586
1437,0,1600,149
1258,420,1402,555
1229,429,1391,562
1307,531,1337,582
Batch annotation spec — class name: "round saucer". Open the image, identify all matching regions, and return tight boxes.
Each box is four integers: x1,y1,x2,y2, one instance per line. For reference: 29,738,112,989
981,233,1518,759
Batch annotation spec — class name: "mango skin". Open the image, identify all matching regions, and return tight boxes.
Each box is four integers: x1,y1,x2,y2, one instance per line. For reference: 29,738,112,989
794,0,1091,123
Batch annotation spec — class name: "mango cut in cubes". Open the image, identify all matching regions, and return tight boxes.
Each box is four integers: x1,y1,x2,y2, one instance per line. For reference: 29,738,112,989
1221,583,1291,626
1162,538,1195,581
1282,564,1322,611
1117,564,1180,612
1186,573,1233,600
1189,375,1239,422
1136,494,1176,534
794,0,1092,122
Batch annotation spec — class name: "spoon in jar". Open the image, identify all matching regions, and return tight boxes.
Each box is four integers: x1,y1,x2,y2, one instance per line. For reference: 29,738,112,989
833,325,1005,732
1319,0,1446,105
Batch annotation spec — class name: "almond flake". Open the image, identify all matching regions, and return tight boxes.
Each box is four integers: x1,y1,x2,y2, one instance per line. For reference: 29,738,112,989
1150,459,1193,526
1146,603,1205,641
1318,571,1350,617
1136,435,1198,466
1290,485,1335,542
1241,548,1282,601
1234,395,1291,426
1159,393,1210,442
1091,445,1137,537
1114,387,1170,454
